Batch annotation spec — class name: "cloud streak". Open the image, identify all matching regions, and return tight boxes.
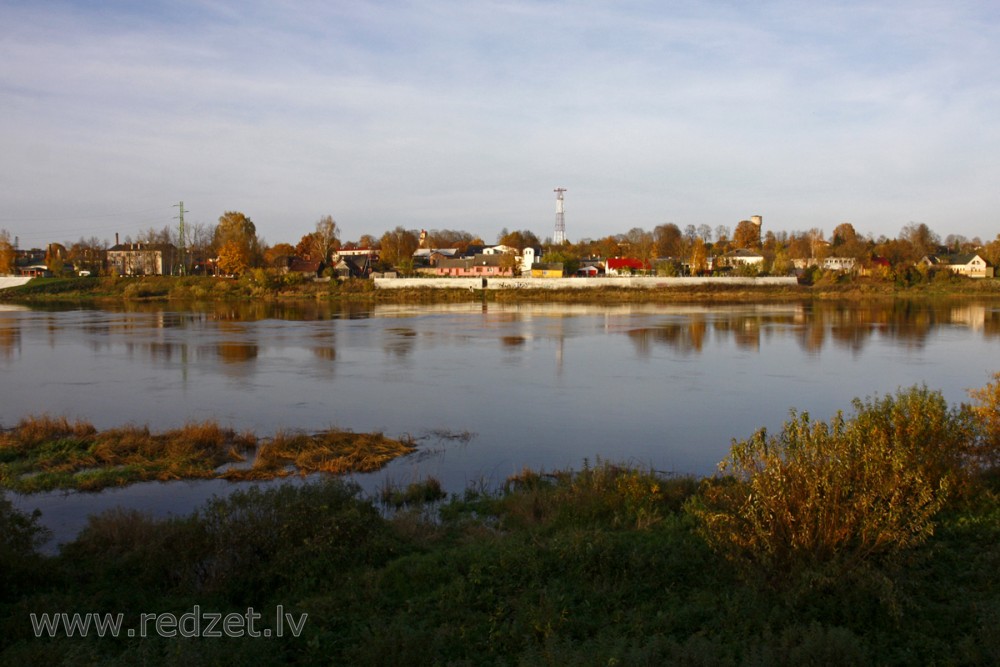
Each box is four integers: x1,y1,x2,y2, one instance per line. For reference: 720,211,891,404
2,0,999,247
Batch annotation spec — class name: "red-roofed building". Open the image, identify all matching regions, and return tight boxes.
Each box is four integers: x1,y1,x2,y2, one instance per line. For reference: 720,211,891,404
605,257,651,276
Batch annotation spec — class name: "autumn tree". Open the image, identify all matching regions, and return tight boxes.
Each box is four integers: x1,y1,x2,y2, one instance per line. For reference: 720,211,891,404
0,229,15,274
831,222,858,246
213,211,261,272
901,222,940,258
625,227,656,267
499,229,540,252
378,227,419,270
733,220,761,249
654,223,683,257
264,243,296,268
217,241,250,275
689,238,708,275
310,215,340,263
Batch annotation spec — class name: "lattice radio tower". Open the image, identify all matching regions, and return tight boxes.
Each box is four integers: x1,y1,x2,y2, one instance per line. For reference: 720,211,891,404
173,201,188,275
553,188,567,244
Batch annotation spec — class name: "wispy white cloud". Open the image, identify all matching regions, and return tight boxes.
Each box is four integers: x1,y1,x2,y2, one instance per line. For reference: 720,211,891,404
2,0,999,247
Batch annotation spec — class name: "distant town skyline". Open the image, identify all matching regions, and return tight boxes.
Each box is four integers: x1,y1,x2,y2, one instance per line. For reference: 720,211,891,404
3,1,999,249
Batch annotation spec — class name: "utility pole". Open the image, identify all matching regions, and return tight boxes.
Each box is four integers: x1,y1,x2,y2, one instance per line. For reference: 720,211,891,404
173,201,188,275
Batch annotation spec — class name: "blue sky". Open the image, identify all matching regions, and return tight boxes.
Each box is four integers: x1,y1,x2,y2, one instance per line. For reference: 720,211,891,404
2,0,999,249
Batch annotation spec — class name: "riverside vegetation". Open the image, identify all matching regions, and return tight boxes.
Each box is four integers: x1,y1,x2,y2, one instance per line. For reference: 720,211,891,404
3,271,1000,306
2,376,1000,664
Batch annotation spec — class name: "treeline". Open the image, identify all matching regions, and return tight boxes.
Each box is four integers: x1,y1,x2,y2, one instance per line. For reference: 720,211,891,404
4,211,1000,278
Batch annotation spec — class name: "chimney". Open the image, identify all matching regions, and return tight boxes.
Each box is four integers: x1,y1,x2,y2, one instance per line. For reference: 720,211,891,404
115,233,119,246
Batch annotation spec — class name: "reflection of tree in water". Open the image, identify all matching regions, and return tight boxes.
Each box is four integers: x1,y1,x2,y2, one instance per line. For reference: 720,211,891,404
216,342,258,363
383,327,416,358
312,329,336,362
501,336,526,348
626,316,707,357
0,321,19,359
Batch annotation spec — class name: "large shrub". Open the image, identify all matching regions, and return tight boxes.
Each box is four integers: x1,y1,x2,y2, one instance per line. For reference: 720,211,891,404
690,386,971,573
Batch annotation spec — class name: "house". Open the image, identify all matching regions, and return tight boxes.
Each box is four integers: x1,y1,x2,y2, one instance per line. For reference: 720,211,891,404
434,254,514,277
331,256,370,279
575,265,599,277
107,243,177,276
286,258,323,279
413,248,458,266
821,257,858,272
605,257,651,276
716,248,765,269
530,262,564,278
919,253,994,278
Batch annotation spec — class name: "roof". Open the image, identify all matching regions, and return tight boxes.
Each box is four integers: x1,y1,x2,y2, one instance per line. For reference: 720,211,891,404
108,243,176,252
723,248,764,258
922,253,988,267
606,257,651,270
437,253,506,269
288,258,322,274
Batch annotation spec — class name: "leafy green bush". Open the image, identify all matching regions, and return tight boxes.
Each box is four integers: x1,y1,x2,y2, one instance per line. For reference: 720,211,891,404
689,386,970,574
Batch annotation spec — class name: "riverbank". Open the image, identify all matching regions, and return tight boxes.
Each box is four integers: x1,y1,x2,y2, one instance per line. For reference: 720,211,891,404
3,273,1000,305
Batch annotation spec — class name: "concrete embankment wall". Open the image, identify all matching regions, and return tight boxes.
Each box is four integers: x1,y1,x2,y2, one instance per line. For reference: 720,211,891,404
0,277,31,290
374,276,799,290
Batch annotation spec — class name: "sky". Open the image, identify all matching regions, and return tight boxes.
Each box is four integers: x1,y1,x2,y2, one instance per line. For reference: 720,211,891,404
2,0,999,249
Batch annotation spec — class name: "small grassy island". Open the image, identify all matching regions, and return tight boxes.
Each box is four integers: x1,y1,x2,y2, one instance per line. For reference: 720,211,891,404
2,376,1000,664
0,416,415,493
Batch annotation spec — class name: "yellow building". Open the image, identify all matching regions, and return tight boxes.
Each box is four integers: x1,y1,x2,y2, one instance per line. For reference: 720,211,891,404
530,262,564,278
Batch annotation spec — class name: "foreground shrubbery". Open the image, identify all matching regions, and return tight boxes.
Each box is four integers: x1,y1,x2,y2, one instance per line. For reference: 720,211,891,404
2,377,1000,664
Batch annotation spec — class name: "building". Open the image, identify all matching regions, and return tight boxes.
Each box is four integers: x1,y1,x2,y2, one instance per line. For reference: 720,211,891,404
107,243,177,276
919,253,994,278
716,248,765,269
434,254,514,277
605,257,652,276
530,262,564,278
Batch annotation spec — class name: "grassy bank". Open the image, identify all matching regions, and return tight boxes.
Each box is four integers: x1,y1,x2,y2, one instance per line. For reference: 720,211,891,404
2,378,1000,664
3,274,1000,306
0,415,415,493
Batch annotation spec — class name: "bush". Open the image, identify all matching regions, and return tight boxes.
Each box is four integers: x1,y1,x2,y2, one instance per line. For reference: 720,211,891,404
689,386,970,575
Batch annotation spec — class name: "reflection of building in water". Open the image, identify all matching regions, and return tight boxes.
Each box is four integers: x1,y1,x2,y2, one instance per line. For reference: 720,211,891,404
0,320,20,359
950,305,987,331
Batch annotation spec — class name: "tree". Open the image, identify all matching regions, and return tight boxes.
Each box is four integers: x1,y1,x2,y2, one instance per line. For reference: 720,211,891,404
264,243,296,268
831,222,857,247
46,243,67,275
378,227,419,270
654,223,683,257
310,215,340,263
358,234,378,249
689,238,708,275
0,229,14,274
733,220,761,249
499,229,540,252
213,212,261,270
901,222,940,258
217,240,250,276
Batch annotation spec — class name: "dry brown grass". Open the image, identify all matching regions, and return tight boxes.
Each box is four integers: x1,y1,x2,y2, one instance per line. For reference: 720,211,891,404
1,416,413,492
223,429,416,481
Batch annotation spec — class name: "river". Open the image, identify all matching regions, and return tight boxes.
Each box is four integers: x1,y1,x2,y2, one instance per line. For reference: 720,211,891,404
2,299,998,549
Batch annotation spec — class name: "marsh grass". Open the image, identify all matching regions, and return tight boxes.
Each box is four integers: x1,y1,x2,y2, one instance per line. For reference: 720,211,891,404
0,416,414,492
